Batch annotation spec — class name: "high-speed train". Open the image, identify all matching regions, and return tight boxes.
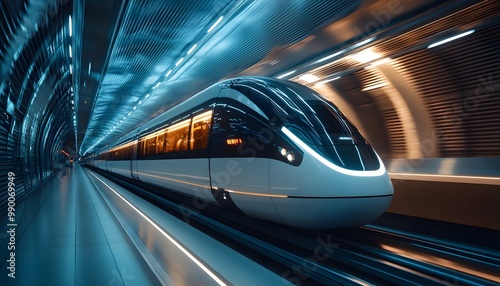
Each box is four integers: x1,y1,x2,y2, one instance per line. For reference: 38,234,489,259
86,77,393,228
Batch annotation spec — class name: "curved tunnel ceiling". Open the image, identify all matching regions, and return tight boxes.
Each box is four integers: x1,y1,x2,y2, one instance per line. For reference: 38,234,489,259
78,0,360,155
1,0,499,167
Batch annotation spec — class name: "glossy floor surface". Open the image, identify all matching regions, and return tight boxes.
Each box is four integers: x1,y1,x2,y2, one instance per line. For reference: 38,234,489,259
0,165,160,285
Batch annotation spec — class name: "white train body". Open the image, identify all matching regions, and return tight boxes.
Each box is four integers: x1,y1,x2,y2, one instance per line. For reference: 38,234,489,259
86,77,393,229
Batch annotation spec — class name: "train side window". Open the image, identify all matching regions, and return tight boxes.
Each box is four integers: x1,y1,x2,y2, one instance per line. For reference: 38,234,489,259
210,100,270,158
156,131,166,154
146,136,156,155
190,110,212,150
166,119,190,152
139,139,146,156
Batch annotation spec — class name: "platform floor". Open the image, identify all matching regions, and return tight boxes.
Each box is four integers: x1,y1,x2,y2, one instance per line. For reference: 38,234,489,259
0,165,160,285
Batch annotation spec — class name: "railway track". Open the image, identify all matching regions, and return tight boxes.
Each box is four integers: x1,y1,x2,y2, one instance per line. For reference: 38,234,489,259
88,166,499,285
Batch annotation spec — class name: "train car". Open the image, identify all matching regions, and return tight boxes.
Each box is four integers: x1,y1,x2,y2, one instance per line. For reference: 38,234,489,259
89,77,393,228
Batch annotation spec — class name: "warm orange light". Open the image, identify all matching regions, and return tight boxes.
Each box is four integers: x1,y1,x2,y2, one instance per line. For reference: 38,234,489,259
226,189,288,198
109,140,136,153
226,138,242,145
379,244,500,283
192,110,212,122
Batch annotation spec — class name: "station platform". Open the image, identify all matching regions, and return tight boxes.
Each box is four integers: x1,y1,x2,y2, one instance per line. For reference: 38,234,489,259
0,165,159,285
0,165,288,285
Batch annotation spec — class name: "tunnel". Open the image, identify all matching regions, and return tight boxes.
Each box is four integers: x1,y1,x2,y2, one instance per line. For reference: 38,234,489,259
0,0,499,285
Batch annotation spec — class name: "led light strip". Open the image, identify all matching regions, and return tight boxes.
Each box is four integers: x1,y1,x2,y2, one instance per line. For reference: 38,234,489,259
89,172,227,286
137,172,210,189
281,127,386,177
427,30,475,49
389,172,500,185
225,189,288,198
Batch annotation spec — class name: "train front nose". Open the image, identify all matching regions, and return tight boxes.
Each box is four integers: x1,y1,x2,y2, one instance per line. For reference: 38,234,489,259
269,149,394,229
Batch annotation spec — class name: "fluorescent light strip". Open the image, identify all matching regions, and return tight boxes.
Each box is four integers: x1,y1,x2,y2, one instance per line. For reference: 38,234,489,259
176,57,184,66
281,126,386,177
69,15,72,37
352,37,375,49
317,51,344,63
69,45,72,58
315,76,341,85
276,70,296,79
187,44,197,55
207,16,223,33
428,30,475,48
299,74,320,83
365,58,391,69
89,172,227,286
361,83,387,92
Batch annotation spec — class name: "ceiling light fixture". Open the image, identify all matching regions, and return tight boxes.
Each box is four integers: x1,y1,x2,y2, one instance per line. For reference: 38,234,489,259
176,57,184,66
427,30,475,49
349,47,381,64
365,58,392,69
187,44,197,55
276,70,296,79
69,15,72,37
315,76,341,85
361,82,387,92
352,37,374,49
317,51,344,63
299,74,320,83
207,16,223,33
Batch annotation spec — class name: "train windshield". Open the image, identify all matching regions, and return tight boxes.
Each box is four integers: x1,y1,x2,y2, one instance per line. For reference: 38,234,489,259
231,78,380,170
280,82,380,170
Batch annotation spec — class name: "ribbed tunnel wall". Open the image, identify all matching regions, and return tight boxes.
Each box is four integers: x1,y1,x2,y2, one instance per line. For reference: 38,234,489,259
398,24,500,157
0,0,71,214
310,1,500,161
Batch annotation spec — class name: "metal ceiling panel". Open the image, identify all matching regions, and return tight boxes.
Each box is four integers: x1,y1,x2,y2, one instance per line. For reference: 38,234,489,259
80,0,357,154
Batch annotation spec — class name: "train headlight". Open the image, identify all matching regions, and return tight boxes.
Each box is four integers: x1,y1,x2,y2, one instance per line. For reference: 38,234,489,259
279,146,296,163
280,147,287,156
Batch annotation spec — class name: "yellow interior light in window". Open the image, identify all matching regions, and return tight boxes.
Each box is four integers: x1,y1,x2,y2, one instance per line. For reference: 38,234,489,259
167,119,191,132
226,138,242,145
192,110,212,122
